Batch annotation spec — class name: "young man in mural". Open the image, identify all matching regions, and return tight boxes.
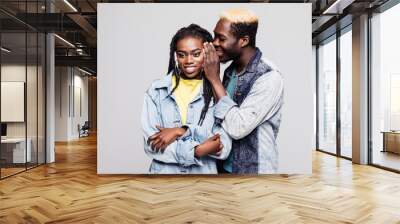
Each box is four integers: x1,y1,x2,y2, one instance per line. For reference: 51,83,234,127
203,8,284,174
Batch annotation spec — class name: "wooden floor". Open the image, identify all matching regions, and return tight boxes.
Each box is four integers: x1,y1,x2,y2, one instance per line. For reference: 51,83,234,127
1,134,400,223
1,163,45,178
0,167,26,178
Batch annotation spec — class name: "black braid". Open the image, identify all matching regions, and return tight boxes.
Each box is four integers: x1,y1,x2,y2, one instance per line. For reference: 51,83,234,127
167,24,214,126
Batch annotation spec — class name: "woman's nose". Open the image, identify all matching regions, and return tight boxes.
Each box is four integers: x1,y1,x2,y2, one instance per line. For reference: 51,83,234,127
185,55,194,64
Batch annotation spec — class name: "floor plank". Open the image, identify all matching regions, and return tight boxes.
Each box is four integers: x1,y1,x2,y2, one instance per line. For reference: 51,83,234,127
1,134,400,223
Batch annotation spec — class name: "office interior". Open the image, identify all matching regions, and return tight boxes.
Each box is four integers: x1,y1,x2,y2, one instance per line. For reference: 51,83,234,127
0,0,97,179
0,0,400,222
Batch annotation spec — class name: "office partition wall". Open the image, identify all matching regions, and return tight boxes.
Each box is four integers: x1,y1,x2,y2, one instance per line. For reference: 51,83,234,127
0,1,47,179
0,31,28,177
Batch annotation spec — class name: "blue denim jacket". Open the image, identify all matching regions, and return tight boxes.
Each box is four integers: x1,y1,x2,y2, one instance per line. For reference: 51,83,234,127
141,73,232,174
215,48,284,174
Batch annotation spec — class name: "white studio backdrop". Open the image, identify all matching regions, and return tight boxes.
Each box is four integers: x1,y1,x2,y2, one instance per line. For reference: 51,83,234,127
98,3,313,174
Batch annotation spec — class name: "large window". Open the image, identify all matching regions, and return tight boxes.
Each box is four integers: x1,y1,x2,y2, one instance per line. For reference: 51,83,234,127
370,3,400,171
318,36,337,154
340,28,352,158
317,26,353,159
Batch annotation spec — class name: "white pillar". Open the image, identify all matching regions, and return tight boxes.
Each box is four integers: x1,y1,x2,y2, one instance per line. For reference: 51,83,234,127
46,33,55,163
46,1,55,163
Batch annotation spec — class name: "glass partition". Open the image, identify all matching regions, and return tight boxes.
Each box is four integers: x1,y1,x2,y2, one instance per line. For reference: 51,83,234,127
0,1,46,179
1,31,28,177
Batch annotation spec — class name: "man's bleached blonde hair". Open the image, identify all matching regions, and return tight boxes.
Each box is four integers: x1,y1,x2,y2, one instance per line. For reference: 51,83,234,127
219,8,258,24
219,8,259,47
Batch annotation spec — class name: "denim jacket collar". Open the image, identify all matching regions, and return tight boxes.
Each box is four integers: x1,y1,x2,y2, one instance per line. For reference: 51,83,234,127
154,73,172,90
225,47,262,76
154,73,203,102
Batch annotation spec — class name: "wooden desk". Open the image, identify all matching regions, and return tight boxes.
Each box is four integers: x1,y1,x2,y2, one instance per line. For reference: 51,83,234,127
382,131,400,154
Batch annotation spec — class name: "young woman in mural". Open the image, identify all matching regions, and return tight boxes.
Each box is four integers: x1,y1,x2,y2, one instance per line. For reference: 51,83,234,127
141,24,231,174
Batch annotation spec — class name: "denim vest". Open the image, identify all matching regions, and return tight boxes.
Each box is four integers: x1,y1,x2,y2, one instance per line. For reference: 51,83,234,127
221,48,272,174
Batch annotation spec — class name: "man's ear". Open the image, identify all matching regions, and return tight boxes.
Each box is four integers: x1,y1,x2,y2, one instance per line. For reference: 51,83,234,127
239,35,250,48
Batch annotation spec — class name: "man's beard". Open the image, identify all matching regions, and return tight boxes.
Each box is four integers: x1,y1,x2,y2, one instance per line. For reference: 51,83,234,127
218,48,240,63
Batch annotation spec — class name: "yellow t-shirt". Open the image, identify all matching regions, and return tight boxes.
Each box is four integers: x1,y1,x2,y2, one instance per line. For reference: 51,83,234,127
172,75,203,125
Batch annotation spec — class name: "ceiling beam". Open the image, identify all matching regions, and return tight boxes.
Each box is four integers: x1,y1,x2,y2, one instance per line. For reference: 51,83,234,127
55,55,96,69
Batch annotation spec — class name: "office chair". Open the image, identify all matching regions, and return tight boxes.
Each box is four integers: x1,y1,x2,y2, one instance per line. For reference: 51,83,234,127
79,121,90,138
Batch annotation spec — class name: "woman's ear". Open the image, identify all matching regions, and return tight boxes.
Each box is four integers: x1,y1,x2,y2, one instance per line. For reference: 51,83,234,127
174,52,179,68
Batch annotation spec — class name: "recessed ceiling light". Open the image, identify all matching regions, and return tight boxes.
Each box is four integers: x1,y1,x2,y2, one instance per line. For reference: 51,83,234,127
78,67,93,76
63,0,78,12
1,47,11,53
322,0,354,15
54,34,75,48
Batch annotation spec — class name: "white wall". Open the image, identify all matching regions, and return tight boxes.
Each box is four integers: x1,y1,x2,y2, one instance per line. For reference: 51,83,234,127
72,72,89,138
55,67,89,141
1,82,24,122
312,45,317,150
1,65,41,138
1,66,26,129
55,67,69,141
98,3,313,174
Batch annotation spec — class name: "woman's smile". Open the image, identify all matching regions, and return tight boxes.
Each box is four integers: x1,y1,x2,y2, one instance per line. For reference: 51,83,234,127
176,37,205,79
